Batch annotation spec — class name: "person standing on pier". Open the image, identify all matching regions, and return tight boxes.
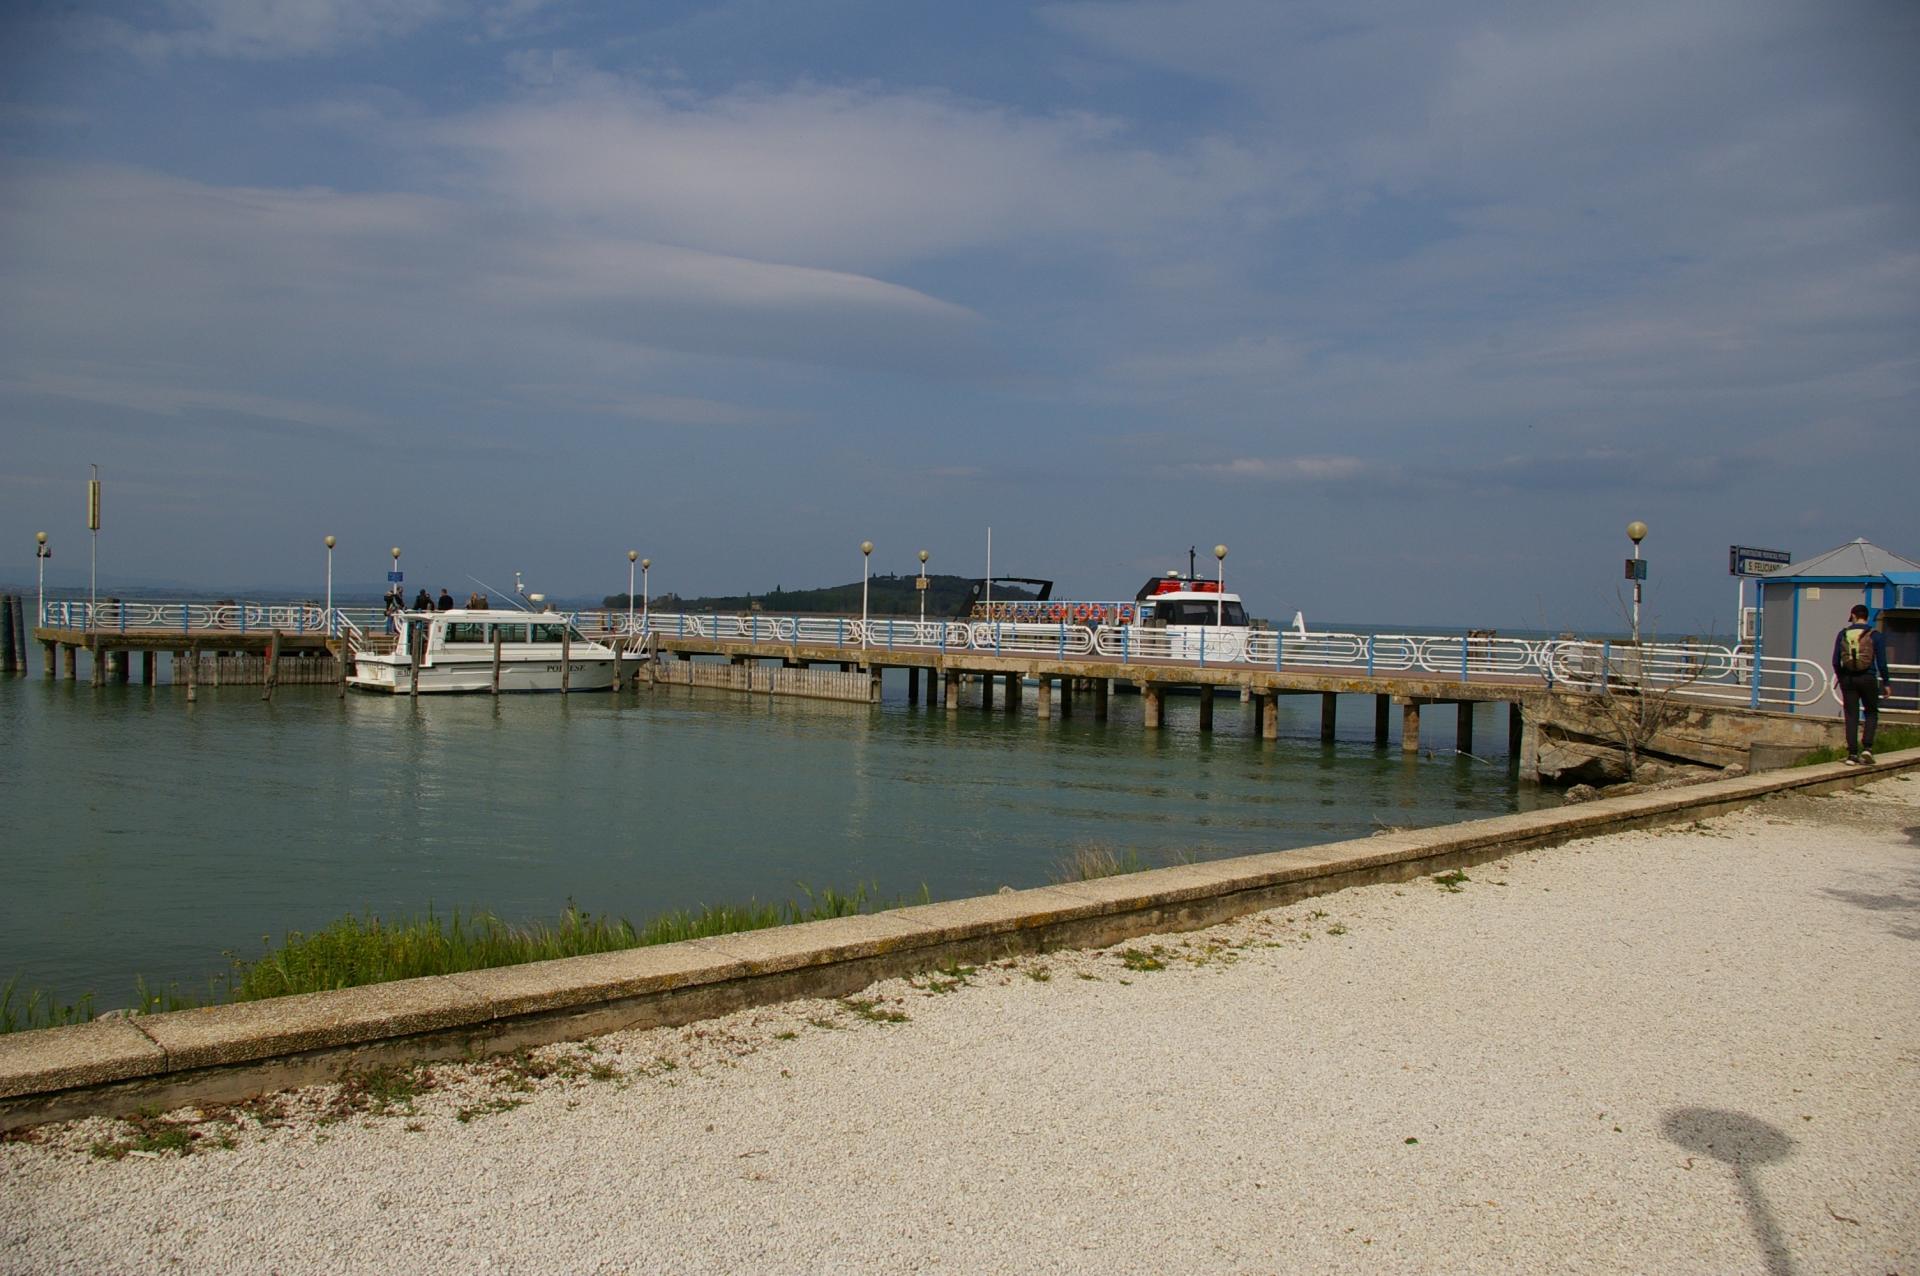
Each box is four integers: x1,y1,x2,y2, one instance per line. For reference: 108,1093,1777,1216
1833,603,1890,764
437,588,455,611
413,587,433,611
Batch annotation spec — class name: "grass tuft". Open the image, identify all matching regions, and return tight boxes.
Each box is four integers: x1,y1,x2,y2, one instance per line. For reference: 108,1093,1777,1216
1792,724,1920,766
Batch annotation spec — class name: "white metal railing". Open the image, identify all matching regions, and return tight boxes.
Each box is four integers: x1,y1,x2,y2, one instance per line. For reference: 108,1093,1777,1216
37,599,386,638
53,598,1858,713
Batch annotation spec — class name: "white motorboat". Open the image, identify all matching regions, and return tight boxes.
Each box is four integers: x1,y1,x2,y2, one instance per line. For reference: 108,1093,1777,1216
348,609,619,694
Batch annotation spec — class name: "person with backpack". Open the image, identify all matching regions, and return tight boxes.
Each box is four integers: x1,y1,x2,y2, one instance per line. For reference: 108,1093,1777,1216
1832,603,1891,764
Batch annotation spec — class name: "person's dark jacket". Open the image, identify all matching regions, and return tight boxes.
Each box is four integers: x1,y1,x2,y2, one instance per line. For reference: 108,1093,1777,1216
413,589,433,610
1832,620,1890,684
437,591,456,611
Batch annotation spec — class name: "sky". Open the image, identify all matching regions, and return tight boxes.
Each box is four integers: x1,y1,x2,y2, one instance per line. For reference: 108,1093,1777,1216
1,0,1915,632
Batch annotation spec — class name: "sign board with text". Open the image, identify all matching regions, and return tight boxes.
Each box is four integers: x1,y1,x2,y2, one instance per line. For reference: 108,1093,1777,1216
1729,546,1791,577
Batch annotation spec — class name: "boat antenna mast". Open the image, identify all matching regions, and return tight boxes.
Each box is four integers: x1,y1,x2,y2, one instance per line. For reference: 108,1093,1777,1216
1188,545,1196,582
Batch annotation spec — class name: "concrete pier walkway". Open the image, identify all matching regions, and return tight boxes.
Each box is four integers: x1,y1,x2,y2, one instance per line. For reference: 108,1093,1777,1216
4,777,1916,1274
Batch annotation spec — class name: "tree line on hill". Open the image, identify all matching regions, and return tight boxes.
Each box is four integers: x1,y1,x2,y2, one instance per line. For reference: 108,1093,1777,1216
602,573,1041,618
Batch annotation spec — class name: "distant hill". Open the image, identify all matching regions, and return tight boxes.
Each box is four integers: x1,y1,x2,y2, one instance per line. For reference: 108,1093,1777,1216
603,573,1040,618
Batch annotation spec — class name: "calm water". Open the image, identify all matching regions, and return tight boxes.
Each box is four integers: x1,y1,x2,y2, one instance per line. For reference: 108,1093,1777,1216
1,671,1552,1006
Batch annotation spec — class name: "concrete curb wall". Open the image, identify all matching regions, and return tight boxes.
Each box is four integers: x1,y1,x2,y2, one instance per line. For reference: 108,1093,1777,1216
4,749,1915,1130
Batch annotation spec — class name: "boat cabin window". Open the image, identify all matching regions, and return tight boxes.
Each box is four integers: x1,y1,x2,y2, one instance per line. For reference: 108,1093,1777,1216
530,622,586,644
488,623,529,644
1153,599,1248,626
444,622,489,644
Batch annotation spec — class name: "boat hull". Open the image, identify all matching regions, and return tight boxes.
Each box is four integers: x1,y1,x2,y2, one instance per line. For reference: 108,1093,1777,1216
347,656,617,694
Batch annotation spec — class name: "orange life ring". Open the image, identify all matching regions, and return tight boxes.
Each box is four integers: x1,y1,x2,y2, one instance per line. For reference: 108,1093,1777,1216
1047,604,1065,621
1073,604,1092,622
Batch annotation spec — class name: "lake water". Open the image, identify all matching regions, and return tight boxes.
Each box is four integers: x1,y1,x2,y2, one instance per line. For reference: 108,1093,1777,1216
1,671,1553,1008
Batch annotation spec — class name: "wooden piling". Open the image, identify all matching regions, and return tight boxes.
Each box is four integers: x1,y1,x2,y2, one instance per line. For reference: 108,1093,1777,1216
907,666,919,704
1509,702,1523,759
1036,677,1051,720
1321,692,1338,742
1198,684,1215,732
62,644,76,680
1094,678,1109,720
612,643,623,694
41,641,56,678
260,632,280,701
981,670,994,711
1262,692,1279,740
945,670,960,713
561,628,572,693
408,625,422,698
0,593,15,673
140,651,155,685
1059,677,1073,718
1401,700,1421,754
1374,694,1390,745
1143,685,1163,730
184,646,197,702
1456,702,1474,755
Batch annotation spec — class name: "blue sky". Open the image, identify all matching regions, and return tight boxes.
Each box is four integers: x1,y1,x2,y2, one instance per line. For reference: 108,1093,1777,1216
2,0,1915,631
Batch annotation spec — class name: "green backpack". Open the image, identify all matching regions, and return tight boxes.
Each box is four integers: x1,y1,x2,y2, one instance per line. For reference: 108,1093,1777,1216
1840,626,1877,673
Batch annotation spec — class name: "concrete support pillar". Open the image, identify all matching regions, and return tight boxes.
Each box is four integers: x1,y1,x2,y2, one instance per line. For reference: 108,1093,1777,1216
1374,694,1390,746
1143,685,1163,730
40,642,54,678
62,644,76,680
1518,706,1540,782
1509,702,1523,759
1058,677,1073,717
1005,672,1021,708
1036,677,1052,719
1321,692,1338,742
870,668,883,704
92,646,106,686
981,670,994,711
945,671,960,713
1456,702,1475,756
1261,692,1279,740
1401,700,1421,754
1094,678,1109,720
907,666,920,704
1198,684,1215,732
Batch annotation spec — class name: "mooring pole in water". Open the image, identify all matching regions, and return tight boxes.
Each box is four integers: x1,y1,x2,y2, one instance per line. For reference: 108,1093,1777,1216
491,629,502,696
561,627,571,693
1374,694,1390,746
1262,691,1279,740
1322,692,1338,742
141,651,155,685
184,646,197,703
1142,684,1163,730
0,593,16,673
261,631,279,702
1198,684,1215,732
409,624,422,698
1456,702,1475,756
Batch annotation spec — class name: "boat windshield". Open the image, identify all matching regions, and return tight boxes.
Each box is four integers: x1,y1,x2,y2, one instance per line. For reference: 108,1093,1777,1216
1153,599,1248,627
530,622,586,644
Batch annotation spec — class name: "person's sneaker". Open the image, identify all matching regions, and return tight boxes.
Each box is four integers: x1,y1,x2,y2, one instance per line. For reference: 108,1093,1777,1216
1843,754,1861,765
1861,749,1875,765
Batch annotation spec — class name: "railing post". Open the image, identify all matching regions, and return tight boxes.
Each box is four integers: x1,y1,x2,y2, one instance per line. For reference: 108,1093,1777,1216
1601,641,1611,694
1748,650,1762,709
886,619,894,652
1275,632,1283,671
1460,637,1468,683
1122,626,1130,665
1058,621,1065,660
1199,628,1206,668
837,617,844,648
1365,635,1374,677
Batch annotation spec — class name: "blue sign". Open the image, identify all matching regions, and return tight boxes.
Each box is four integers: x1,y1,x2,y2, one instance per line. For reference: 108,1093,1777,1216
387,571,404,583
1729,545,1790,577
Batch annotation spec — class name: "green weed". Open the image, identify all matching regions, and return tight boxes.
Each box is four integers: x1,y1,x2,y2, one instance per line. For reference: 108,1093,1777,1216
1433,871,1470,893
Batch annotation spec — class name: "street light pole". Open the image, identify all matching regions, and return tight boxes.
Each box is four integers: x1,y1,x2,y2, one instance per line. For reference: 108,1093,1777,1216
324,535,336,636
860,540,874,648
35,532,49,626
1627,521,1647,645
1214,544,1228,626
87,464,100,622
918,549,929,625
641,559,651,632
627,550,638,633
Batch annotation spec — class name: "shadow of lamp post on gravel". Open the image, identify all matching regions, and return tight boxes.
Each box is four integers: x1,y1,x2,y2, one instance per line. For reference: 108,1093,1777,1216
1661,1106,1797,1276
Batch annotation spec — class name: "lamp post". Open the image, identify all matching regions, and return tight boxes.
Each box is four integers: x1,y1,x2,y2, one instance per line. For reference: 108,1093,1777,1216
1627,521,1647,645
918,549,930,625
35,532,50,626
87,464,100,623
641,558,651,632
324,535,336,636
1214,544,1228,626
860,541,874,647
627,550,638,633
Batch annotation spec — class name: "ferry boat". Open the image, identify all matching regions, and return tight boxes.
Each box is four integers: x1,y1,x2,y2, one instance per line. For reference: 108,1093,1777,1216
347,609,620,694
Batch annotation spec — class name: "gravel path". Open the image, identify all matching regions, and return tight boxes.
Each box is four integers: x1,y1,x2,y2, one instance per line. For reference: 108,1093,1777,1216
5,777,1918,1275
